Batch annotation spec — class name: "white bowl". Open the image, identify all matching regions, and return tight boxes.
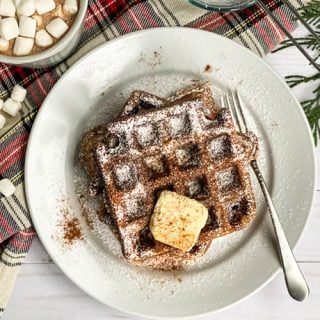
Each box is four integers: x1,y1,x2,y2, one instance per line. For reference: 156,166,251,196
0,0,88,68
187,0,256,11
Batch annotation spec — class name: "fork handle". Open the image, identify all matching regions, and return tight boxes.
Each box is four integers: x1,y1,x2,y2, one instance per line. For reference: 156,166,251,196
251,160,310,301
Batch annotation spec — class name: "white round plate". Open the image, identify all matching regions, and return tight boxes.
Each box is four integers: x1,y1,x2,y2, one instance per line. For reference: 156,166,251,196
25,28,316,319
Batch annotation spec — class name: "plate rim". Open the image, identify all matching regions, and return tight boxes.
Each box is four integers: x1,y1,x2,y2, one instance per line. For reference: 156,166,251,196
25,27,317,319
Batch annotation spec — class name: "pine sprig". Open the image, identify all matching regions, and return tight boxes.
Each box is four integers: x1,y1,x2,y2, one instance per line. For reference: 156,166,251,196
285,73,320,88
273,0,320,144
285,73,320,144
300,0,320,26
273,34,320,59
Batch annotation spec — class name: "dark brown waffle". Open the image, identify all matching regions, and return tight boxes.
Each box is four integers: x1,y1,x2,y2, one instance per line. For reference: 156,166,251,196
79,86,213,269
118,81,215,118
96,90,258,266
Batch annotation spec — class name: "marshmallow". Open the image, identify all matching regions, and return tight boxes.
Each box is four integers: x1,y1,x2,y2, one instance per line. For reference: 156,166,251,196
0,98,3,109
11,85,27,102
35,0,55,14
17,0,35,16
19,16,36,38
0,37,9,51
63,0,78,14
35,29,52,47
13,36,34,56
0,178,16,197
0,0,16,17
0,114,6,129
0,18,19,41
3,98,21,116
46,17,68,39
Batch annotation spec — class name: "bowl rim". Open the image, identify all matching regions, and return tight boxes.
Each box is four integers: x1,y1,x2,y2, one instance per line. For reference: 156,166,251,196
187,0,257,11
0,0,88,65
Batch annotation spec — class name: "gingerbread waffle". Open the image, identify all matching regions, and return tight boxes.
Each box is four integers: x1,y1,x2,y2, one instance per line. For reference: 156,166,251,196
118,81,215,118
80,82,216,195
96,91,258,265
79,86,214,269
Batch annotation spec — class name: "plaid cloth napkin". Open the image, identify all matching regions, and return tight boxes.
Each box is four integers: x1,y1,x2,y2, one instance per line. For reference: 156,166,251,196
0,0,305,316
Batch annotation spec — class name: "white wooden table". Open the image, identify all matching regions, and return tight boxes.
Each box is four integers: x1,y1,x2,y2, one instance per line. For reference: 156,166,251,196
4,25,320,320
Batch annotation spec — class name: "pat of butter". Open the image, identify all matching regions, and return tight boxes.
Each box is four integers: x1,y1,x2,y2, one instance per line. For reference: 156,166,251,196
150,191,208,252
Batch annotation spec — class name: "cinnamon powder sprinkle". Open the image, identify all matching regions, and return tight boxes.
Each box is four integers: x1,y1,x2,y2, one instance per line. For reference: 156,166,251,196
57,198,84,246
63,217,84,245
204,64,212,73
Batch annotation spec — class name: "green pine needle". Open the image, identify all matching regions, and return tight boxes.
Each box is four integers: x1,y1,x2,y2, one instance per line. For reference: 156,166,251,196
300,0,320,26
273,0,320,145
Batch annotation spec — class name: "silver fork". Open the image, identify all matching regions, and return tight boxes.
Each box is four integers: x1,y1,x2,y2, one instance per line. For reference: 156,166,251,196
222,90,310,302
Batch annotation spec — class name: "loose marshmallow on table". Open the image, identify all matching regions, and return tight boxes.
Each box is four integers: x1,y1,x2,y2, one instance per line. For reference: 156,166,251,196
19,16,36,38
0,178,16,197
63,0,78,14
0,114,6,129
11,85,27,102
13,36,34,55
35,0,55,15
0,37,9,51
3,98,21,116
16,0,36,16
0,0,16,17
35,29,53,47
46,17,68,39
0,18,19,41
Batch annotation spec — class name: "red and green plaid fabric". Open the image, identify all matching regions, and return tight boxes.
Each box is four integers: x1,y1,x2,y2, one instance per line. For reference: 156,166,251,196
0,0,305,315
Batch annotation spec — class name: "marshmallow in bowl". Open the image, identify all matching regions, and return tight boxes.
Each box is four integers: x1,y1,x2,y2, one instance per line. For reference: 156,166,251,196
63,0,78,14
0,114,6,129
0,0,16,17
11,85,27,102
0,178,16,197
3,98,21,116
0,98,3,109
0,17,19,41
35,0,55,14
13,36,34,55
35,29,53,47
0,37,9,51
16,0,36,16
19,16,37,38
46,17,68,39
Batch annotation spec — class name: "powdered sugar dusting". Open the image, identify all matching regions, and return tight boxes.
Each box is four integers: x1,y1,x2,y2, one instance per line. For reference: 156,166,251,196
113,164,137,190
136,124,157,146
73,165,122,257
72,73,271,276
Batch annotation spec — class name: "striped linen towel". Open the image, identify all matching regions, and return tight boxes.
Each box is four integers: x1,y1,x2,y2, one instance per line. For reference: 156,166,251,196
0,0,305,316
